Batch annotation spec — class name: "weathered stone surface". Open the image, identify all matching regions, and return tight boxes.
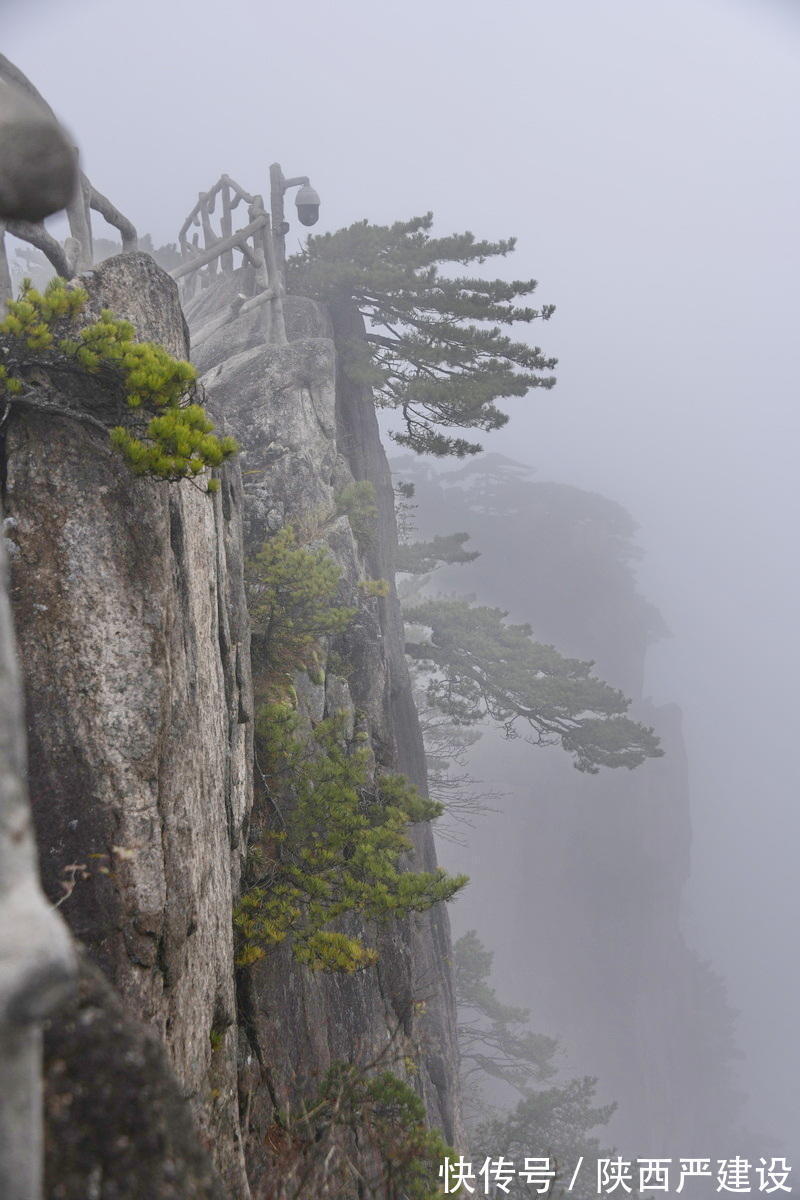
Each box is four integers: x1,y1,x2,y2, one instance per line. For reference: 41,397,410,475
44,950,226,1200
200,332,340,553
7,247,463,1196
194,281,463,1189
0,509,76,1200
4,254,252,1196
82,252,189,357
329,295,463,1147
184,267,334,378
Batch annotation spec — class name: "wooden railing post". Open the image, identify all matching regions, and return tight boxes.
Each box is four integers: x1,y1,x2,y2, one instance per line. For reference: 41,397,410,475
0,228,12,306
248,197,285,346
173,174,292,347
65,163,92,271
220,181,233,273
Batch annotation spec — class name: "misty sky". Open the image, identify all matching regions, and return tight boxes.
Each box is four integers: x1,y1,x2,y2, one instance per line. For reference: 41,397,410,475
6,0,799,1153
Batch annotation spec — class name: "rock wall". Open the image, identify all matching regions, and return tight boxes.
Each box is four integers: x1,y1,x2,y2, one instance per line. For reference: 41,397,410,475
43,951,227,1200
4,254,252,1196
5,253,462,1197
0,495,75,1200
188,271,462,1191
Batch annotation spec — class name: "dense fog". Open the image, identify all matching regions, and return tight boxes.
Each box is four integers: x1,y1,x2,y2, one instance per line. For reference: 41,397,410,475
6,0,798,1169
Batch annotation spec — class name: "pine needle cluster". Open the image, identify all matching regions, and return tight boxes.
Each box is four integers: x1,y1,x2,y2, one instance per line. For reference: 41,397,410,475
288,213,557,456
0,277,237,490
264,1056,455,1199
236,705,466,972
246,525,356,691
405,597,662,773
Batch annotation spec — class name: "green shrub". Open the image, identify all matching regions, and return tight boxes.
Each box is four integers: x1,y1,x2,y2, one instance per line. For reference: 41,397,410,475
262,1049,455,1200
358,577,390,598
0,277,237,490
335,479,379,551
235,705,467,972
246,525,355,691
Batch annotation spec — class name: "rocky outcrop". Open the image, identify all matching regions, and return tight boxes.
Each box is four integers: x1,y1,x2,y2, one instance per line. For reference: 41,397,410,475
44,951,226,1200
5,252,462,1196
0,513,76,1200
4,254,252,1195
188,272,462,1190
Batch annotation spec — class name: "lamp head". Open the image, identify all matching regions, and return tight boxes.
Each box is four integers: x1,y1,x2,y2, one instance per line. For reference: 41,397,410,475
295,183,320,227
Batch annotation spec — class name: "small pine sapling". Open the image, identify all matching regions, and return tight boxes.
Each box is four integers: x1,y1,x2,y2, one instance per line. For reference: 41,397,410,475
0,277,237,490
235,706,467,972
245,525,355,691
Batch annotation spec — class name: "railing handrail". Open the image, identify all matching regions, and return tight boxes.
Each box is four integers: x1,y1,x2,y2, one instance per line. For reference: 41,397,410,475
170,214,268,280
172,178,287,346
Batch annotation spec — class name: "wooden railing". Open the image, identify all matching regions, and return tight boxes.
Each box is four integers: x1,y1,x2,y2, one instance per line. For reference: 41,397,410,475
0,57,286,348
171,174,286,345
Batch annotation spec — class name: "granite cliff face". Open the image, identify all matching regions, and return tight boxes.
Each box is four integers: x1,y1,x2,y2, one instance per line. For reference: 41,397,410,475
187,268,462,1192
3,253,462,1197
4,253,253,1195
0,483,75,1200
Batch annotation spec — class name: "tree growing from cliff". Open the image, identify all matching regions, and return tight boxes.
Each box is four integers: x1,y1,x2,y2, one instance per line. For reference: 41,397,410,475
236,705,467,972
454,931,559,1099
0,277,237,488
405,597,662,773
454,932,616,1199
240,526,467,972
247,525,355,694
472,1078,617,1200
263,1049,455,1199
397,530,479,575
287,213,556,456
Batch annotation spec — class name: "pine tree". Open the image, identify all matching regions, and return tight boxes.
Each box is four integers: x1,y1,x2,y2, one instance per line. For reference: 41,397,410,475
404,597,662,773
454,932,617,1200
0,277,236,489
246,525,355,691
396,531,479,575
288,213,556,456
472,1078,617,1200
454,931,559,1097
235,706,467,972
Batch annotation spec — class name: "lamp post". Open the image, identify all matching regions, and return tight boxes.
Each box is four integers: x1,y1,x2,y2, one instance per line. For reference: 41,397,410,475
269,162,320,280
